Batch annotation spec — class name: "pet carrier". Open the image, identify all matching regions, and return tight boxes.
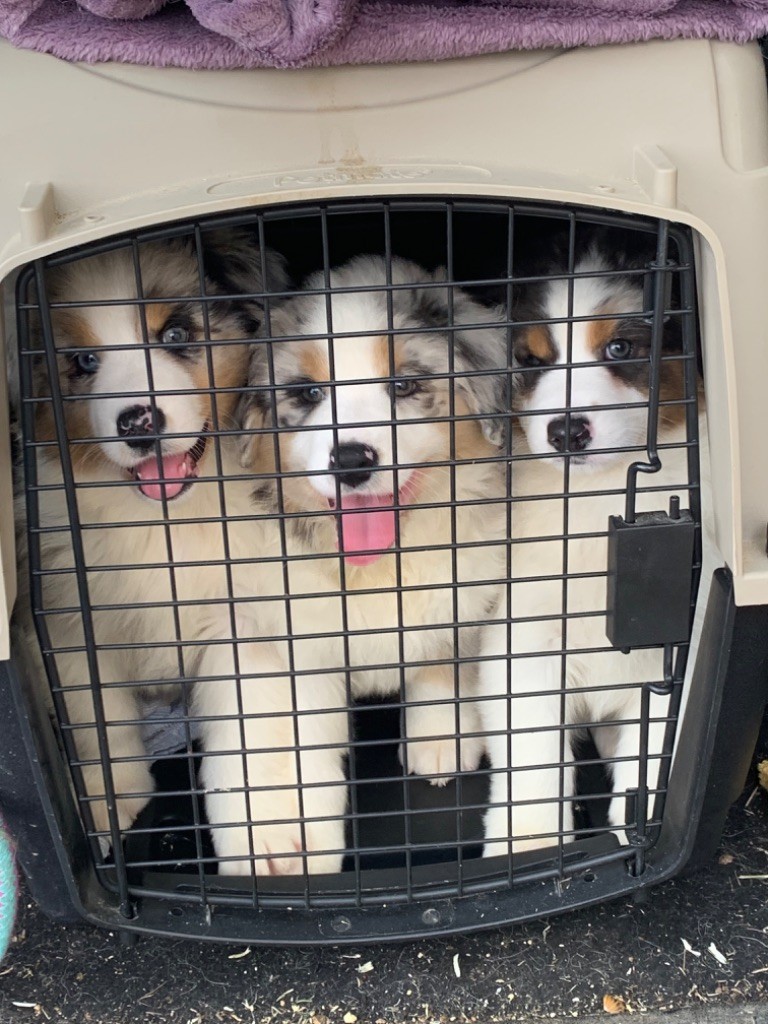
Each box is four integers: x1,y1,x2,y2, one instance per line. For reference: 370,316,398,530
1,37,768,946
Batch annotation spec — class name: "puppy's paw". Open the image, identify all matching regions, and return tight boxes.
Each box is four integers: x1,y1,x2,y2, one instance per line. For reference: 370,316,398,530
203,751,348,877
607,795,632,845
400,733,485,785
481,806,572,858
482,836,554,859
215,819,345,877
401,700,484,784
216,825,306,877
82,761,154,836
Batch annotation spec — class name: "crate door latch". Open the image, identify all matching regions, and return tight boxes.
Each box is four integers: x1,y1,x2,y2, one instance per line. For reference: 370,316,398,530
606,495,695,650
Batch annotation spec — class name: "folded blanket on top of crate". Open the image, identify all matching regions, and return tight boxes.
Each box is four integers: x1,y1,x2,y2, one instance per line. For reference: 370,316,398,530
1,1,766,73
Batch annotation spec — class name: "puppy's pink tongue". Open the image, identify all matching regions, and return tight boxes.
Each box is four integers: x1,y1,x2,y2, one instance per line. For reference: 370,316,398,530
135,453,193,501
338,494,396,566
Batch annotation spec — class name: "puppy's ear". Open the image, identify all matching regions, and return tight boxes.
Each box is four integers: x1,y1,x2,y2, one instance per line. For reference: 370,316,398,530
236,300,298,468
450,291,512,448
237,340,273,469
200,228,290,335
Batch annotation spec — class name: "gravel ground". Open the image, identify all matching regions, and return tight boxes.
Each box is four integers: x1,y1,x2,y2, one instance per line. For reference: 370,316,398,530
1,776,768,1024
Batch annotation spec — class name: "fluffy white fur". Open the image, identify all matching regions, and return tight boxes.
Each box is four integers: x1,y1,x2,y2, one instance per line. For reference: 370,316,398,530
478,251,716,855
195,255,511,875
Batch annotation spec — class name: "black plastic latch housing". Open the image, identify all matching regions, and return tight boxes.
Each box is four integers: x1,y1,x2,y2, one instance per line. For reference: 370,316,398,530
606,497,695,649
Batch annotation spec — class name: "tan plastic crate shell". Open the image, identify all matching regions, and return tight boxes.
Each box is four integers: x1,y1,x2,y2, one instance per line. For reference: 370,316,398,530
1,36,767,659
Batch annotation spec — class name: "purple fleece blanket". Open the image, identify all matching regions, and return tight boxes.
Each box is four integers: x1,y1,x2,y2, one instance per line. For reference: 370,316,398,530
1,0,767,69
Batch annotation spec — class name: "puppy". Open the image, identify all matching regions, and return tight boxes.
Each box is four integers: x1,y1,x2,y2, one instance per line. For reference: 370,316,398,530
16,230,286,840
477,244,713,855
195,254,510,875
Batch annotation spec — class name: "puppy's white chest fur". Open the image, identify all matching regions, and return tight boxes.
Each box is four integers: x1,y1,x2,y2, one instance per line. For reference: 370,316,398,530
478,411,714,855
237,456,508,697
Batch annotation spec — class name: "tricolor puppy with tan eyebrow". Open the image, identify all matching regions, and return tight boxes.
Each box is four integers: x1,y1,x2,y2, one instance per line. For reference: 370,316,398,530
477,243,714,857
195,254,511,875
38,239,259,499
511,250,685,465
16,231,287,841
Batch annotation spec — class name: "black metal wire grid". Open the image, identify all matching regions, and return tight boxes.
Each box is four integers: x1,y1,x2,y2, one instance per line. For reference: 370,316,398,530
13,198,702,924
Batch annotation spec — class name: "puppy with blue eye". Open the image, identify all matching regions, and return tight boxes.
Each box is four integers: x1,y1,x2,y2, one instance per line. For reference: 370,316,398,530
477,243,714,857
16,231,287,840
195,254,511,876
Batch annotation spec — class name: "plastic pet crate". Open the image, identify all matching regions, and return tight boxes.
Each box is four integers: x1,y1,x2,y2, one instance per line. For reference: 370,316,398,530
1,37,768,946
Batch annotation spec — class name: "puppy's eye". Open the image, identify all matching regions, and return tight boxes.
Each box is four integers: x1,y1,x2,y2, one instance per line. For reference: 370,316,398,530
391,379,419,399
72,351,100,375
605,338,633,361
518,352,544,368
161,324,191,347
297,385,325,405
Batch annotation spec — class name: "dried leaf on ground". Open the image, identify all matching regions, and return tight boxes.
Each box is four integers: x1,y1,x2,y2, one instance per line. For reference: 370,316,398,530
603,994,627,1014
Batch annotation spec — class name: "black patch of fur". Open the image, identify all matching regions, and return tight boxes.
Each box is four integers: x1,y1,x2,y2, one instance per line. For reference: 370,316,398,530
201,230,286,342
200,233,258,296
238,311,262,337
410,289,449,333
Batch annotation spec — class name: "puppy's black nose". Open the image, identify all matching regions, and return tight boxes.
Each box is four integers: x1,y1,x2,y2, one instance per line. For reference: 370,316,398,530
330,442,379,488
117,404,166,452
547,415,592,454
